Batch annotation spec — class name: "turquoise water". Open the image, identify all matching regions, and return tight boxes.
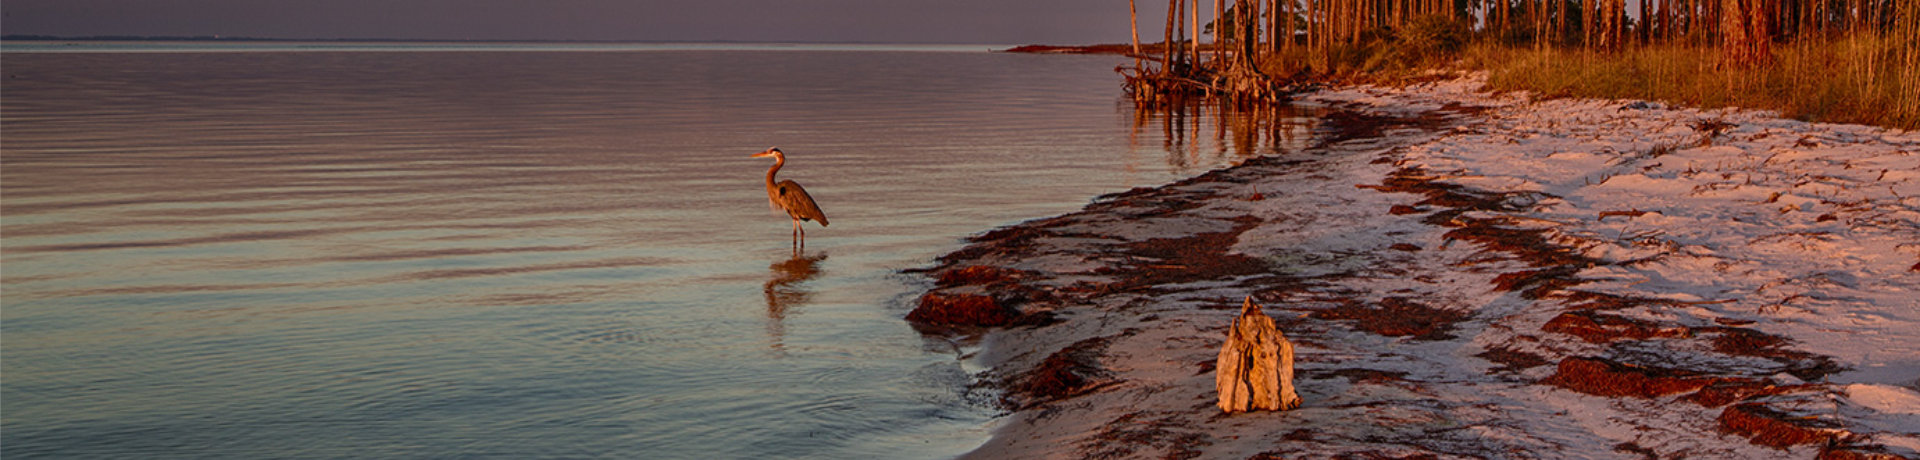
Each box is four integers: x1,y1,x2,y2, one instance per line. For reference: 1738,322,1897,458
1,43,1315,458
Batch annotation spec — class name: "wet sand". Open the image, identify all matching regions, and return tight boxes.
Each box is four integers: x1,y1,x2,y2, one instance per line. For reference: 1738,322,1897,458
914,75,1920,459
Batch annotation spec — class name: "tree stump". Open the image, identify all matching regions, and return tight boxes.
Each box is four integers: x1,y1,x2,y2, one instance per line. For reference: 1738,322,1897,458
1216,296,1302,413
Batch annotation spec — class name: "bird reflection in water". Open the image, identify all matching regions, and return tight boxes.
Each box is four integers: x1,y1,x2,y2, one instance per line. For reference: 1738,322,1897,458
763,251,827,349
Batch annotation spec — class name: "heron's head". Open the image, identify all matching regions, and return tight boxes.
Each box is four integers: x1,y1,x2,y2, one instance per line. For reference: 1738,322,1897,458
750,147,784,159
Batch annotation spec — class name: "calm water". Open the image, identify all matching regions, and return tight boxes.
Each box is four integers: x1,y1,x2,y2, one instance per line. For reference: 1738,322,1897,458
1,43,1318,458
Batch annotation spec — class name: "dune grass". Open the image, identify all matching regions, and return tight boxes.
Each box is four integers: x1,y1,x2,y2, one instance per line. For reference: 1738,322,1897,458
1459,35,1919,130
1242,30,1917,130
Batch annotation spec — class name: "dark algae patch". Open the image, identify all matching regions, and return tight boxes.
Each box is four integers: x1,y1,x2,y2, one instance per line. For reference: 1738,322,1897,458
1686,379,1819,408
1108,217,1269,291
1476,345,1551,374
1005,337,1115,409
1541,310,1689,343
1718,402,1840,449
908,292,1020,328
1543,357,1716,398
910,265,1059,331
1311,297,1465,340
1080,412,1210,460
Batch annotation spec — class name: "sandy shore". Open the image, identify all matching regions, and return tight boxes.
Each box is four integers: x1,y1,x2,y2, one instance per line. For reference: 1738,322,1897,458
913,74,1920,459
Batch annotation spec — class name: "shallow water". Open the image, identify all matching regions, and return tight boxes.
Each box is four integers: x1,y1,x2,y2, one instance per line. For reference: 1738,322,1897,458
1,44,1319,458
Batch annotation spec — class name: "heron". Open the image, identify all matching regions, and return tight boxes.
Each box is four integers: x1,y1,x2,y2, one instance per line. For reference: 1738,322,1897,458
750,147,829,249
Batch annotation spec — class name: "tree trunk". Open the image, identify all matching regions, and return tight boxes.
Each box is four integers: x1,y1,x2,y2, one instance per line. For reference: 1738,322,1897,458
1657,0,1669,44
1166,0,1181,70
1499,0,1510,38
1238,0,1261,71
1603,0,1623,49
1131,0,1143,55
1556,0,1568,45
1307,0,1318,62
1639,0,1651,44
1216,296,1303,413
1216,0,1226,69
1284,0,1295,53
1193,0,1202,68
1268,0,1279,54
1722,0,1772,67
1583,0,1595,48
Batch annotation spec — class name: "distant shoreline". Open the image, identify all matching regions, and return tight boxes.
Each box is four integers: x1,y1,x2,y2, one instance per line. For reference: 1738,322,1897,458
998,43,1135,55
0,39,1010,55
999,42,1229,58
2,36,1186,55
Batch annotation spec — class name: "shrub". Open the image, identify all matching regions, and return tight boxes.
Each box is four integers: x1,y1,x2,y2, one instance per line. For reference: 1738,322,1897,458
1399,14,1469,58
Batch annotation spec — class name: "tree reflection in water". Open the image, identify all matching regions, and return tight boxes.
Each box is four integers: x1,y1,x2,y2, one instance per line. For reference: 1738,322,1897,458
1128,97,1326,173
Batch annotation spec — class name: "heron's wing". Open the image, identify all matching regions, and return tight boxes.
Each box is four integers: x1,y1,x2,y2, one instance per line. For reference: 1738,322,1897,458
775,180,829,226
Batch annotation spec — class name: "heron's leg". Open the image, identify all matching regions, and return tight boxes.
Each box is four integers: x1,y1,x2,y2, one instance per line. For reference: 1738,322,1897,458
797,220,806,249
791,219,801,249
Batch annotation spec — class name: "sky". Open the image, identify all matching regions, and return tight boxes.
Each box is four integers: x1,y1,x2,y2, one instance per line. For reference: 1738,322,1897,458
1,0,1162,44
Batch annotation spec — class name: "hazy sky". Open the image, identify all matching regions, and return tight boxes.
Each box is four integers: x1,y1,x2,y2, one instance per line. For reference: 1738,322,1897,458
2,0,1165,44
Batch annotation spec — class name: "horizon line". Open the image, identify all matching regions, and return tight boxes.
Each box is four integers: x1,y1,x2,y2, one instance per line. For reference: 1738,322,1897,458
0,34,1055,47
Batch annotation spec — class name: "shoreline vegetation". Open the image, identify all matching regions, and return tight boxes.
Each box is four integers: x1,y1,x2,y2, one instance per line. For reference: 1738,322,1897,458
1004,0,1919,130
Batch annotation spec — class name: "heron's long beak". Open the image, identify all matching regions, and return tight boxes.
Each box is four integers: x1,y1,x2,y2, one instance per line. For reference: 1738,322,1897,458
750,150,775,158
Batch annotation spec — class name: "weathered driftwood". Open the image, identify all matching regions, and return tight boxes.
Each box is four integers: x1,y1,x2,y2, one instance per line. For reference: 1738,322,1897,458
1216,296,1302,413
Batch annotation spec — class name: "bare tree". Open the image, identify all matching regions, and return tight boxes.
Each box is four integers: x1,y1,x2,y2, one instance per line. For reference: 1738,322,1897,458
1166,0,1181,70
1131,0,1143,55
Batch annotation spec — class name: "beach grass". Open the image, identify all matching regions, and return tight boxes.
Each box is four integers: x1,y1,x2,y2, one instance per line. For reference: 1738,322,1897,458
1249,34,1920,130
1459,35,1919,130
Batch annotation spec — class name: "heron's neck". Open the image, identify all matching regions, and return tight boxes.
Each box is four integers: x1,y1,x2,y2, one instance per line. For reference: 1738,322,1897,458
764,156,784,188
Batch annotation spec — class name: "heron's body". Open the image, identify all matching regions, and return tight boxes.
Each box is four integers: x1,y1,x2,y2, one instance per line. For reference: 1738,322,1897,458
752,147,828,248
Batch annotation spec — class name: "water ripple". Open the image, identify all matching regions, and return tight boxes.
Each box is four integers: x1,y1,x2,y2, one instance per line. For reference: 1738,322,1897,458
1,48,1278,459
